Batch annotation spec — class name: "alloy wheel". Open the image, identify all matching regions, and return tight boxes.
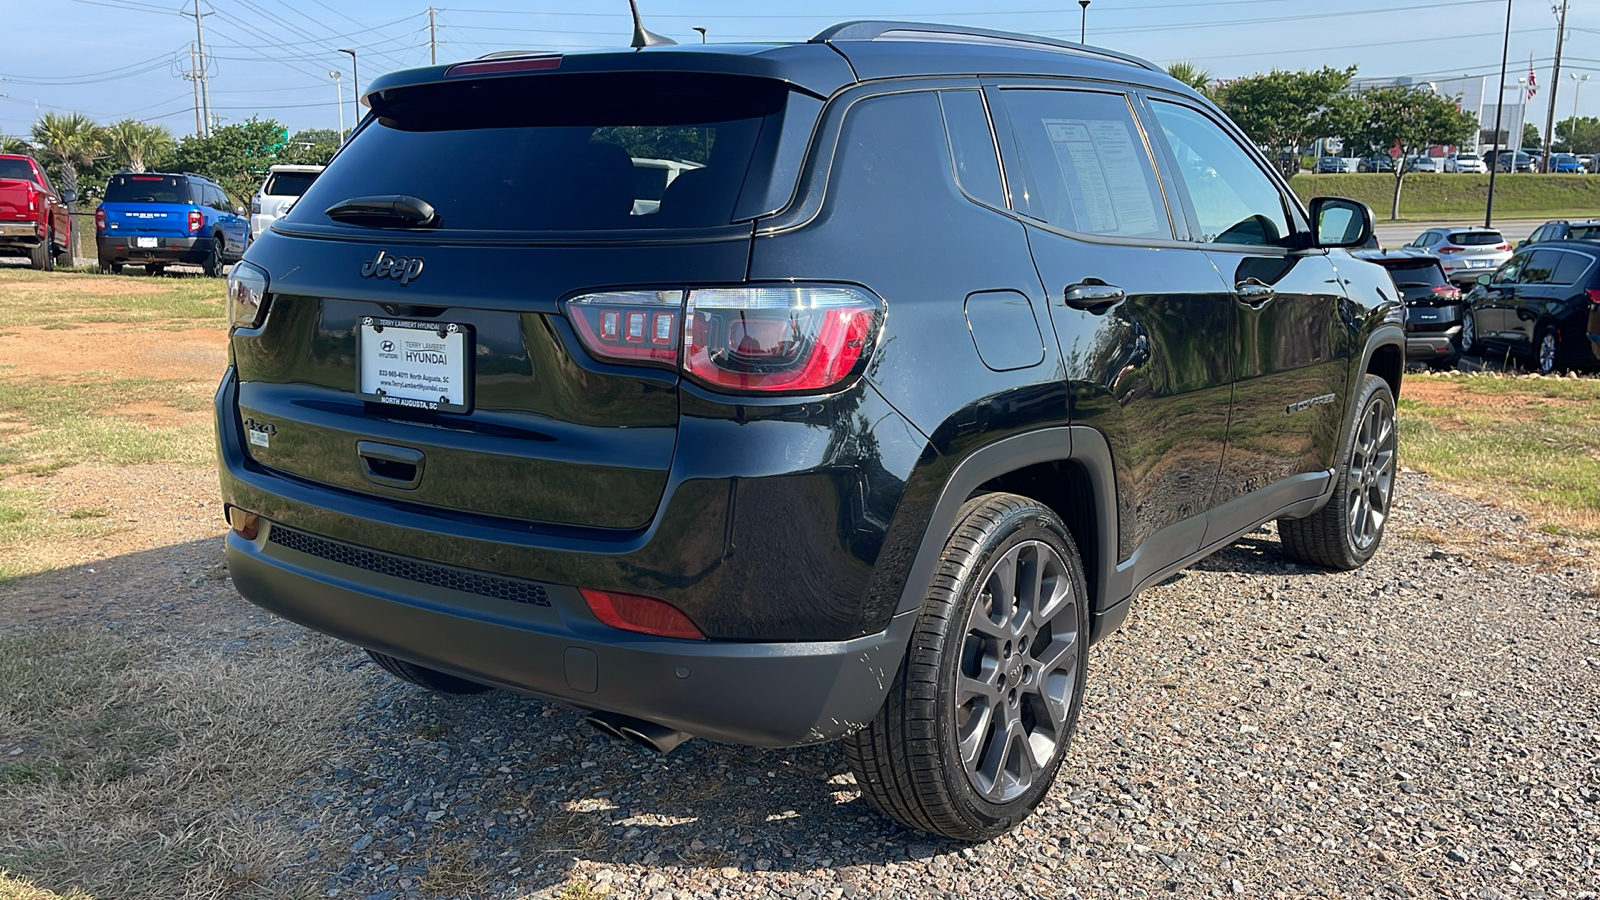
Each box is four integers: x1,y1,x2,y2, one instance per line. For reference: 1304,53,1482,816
1461,312,1475,352
955,540,1080,804
1346,392,1397,552
1538,331,1557,374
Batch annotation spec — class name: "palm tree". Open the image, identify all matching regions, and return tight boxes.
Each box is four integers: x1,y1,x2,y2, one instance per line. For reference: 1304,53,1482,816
1166,61,1215,97
0,136,33,155
105,119,174,173
29,111,104,208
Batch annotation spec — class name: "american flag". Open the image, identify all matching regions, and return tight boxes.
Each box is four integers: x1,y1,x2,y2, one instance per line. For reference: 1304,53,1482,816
1527,66,1538,99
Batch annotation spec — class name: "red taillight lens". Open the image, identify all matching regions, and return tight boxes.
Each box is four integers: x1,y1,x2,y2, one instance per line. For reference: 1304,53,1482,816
683,286,884,393
188,209,203,233
445,55,562,77
580,589,705,640
94,207,106,231
26,187,37,212
566,290,682,365
1437,246,1461,254
1587,288,1600,305
1496,243,1511,251
1431,285,1461,299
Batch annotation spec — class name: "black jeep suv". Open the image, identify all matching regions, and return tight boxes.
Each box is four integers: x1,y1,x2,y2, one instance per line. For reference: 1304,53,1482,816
218,22,1403,841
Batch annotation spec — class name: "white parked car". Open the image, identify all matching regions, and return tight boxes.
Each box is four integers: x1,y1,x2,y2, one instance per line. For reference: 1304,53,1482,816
1445,153,1488,174
1410,156,1443,173
249,164,325,242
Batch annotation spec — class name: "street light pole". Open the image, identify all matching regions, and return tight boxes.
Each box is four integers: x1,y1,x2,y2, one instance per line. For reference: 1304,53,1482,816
330,71,345,143
1571,73,1590,145
1078,0,1090,43
1485,0,1511,228
338,49,358,137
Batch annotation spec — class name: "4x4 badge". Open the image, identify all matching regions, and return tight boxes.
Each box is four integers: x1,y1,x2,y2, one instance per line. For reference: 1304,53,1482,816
360,249,425,286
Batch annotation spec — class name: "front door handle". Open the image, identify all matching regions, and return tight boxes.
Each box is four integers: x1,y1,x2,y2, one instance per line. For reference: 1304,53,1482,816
1064,279,1126,312
1235,278,1277,307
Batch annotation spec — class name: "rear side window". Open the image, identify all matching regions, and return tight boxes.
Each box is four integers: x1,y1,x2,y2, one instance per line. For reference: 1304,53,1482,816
1551,251,1594,285
290,72,790,231
938,90,1006,210
1568,224,1600,241
104,174,187,204
998,89,1170,239
264,171,318,196
1447,231,1503,246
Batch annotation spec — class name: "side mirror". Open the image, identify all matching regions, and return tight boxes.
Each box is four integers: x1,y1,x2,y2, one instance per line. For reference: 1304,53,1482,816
1309,196,1374,249
61,189,77,204
235,206,247,216
1516,239,1528,248
1476,274,1491,286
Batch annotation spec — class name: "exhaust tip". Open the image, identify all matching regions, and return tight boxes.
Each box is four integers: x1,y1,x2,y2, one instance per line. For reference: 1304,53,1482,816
584,711,693,754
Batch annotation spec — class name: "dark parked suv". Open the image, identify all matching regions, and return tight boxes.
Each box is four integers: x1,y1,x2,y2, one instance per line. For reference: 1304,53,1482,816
1460,240,1600,374
1354,249,1465,369
218,21,1403,840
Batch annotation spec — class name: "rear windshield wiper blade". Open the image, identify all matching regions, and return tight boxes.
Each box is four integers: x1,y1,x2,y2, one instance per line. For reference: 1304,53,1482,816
325,195,440,228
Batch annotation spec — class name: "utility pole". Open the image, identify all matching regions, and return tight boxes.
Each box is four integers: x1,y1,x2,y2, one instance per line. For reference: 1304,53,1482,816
183,0,213,137
429,7,438,65
187,43,202,136
1486,0,1512,227
1540,0,1569,172
338,49,358,135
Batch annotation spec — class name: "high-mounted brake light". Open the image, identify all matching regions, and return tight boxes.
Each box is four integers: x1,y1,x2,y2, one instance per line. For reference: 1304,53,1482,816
130,175,164,181
580,589,705,640
445,55,561,77
187,209,203,233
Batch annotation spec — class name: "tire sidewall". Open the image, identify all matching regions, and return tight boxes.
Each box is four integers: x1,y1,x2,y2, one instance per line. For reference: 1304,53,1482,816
1460,311,1477,355
1333,375,1397,566
933,502,1089,832
1536,327,1557,375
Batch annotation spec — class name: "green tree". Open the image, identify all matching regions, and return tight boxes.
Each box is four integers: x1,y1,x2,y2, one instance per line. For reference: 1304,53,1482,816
1165,61,1214,97
29,112,105,207
1341,85,1479,220
279,129,341,167
1554,116,1600,154
1212,65,1358,157
0,136,32,155
104,119,174,173
1521,122,1540,150
169,117,295,204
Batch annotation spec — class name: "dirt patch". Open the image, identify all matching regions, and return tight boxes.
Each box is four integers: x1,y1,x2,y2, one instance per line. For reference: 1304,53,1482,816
0,276,170,299
0,324,226,380
1400,377,1587,419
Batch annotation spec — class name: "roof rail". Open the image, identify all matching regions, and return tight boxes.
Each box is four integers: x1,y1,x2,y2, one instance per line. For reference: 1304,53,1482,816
809,20,1160,73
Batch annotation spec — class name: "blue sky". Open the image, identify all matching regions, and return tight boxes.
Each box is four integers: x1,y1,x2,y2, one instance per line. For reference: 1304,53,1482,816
3,0,1597,140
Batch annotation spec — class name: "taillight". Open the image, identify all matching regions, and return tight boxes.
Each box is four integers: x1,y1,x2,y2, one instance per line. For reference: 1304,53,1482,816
26,186,37,212
565,290,682,365
187,209,203,233
94,207,106,231
1587,288,1600,305
563,285,886,394
1431,285,1461,300
1437,246,1461,254
683,286,883,393
250,194,261,215
1496,243,1511,251
580,588,705,640
227,261,270,328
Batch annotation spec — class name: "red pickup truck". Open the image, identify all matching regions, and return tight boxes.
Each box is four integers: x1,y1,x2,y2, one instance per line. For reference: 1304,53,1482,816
0,153,74,270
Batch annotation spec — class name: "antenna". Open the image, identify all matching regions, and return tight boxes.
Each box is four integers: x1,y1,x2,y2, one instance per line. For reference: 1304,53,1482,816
628,0,676,48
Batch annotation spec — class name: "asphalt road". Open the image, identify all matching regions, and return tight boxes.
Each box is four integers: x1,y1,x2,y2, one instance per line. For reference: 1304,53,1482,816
1373,218,1540,248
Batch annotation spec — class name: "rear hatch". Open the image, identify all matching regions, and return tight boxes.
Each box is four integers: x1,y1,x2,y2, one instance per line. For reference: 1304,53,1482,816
100,174,196,238
1374,258,1460,332
0,157,40,224
232,67,812,531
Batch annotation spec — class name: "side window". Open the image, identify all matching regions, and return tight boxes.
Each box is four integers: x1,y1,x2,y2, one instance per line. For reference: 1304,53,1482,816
1148,100,1292,247
1519,249,1561,284
1526,226,1546,244
1551,250,1593,285
212,186,229,211
996,88,1172,239
938,90,1007,210
1492,254,1524,283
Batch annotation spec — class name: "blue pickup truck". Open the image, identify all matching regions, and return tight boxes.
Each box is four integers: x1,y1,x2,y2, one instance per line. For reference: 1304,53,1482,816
95,171,248,276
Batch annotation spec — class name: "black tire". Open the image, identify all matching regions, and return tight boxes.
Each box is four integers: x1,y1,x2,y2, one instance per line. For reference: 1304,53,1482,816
844,493,1089,841
146,265,165,277
53,242,73,268
28,240,52,271
1279,374,1397,570
1534,325,1559,375
1459,310,1479,356
98,260,123,274
201,235,223,278
365,649,493,695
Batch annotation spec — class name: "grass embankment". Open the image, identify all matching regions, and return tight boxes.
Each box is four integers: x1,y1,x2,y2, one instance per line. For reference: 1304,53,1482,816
1290,172,1600,221
1397,372,1600,538
0,268,225,580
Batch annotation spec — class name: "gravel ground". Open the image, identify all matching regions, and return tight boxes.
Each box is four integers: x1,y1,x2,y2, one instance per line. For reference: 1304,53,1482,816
8,474,1598,899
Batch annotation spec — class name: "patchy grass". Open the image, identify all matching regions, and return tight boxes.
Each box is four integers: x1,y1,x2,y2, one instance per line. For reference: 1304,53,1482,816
1397,372,1600,537
0,629,362,900
0,489,117,582
0,375,213,474
1290,172,1600,220
0,269,223,330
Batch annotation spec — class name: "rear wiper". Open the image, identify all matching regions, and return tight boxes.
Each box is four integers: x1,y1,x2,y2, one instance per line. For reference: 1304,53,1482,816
324,195,440,228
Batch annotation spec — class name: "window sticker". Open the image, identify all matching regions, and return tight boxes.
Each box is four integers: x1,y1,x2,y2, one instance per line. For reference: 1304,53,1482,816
1041,117,1161,237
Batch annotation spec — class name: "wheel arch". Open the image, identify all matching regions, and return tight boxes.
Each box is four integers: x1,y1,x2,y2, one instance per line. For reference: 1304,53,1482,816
891,427,1123,644
1362,325,1404,401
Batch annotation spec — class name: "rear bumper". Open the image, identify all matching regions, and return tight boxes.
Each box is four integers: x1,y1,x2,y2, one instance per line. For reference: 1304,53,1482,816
226,524,913,747
97,234,205,264
0,221,44,245
1405,326,1461,362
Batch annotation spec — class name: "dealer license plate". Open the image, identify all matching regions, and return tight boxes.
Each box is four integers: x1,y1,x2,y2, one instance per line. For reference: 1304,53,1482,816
135,237,157,248
358,317,472,413
1466,259,1492,267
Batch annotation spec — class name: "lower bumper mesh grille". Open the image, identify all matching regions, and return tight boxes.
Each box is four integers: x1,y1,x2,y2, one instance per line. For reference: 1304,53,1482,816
267,525,551,607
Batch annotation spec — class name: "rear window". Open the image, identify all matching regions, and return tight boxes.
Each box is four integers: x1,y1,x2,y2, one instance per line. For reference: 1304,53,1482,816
1456,154,1479,161
289,72,790,232
0,158,34,181
104,174,188,204
263,171,319,197
1374,258,1448,287
1568,225,1600,240
1447,231,1502,246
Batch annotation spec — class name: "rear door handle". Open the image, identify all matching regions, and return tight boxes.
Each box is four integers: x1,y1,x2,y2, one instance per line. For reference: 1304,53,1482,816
1064,279,1126,312
1235,279,1276,307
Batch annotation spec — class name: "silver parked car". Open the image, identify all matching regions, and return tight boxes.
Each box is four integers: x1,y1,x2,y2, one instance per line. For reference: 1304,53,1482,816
1403,227,1512,286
